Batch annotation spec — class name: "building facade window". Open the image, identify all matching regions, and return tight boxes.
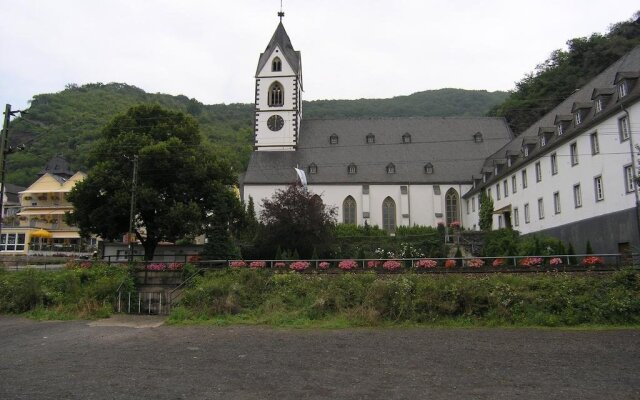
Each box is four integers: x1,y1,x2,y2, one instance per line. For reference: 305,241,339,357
366,133,375,144
573,184,582,208
619,81,628,98
0,233,26,251
595,98,603,113
535,162,542,182
513,207,519,227
472,196,476,212
538,198,545,220
347,164,357,174
503,179,508,197
445,189,460,226
570,142,579,166
308,163,317,174
619,116,630,141
329,134,338,145
424,163,434,174
522,169,528,188
382,197,396,232
343,196,357,225
268,82,284,106
594,176,604,201
624,165,635,193
466,200,470,215
272,57,282,72
473,132,483,143
557,123,564,135
496,184,501,200
402,133,411,143
524,203,530,223
575,111,582,125
553,192,561,214
551,153,558,175
590,132,599,155
512,175,517,194
540,136,546,147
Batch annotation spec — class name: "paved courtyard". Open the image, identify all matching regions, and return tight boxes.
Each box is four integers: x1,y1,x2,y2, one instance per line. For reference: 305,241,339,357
0,315,638,399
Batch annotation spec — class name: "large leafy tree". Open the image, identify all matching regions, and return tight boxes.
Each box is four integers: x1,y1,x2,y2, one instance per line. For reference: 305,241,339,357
258,184,337,258
479,191,494,232
67,104,242,260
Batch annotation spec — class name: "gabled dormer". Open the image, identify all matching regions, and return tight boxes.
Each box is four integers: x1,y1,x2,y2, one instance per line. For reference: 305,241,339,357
571,102,592,126
614,71,639,99
537,127,555,147
505,150,520,167
472,174,483,188
554,114,573,136
481,166,494,182
493,159,506,175
591,87,615,113
522,136,537,157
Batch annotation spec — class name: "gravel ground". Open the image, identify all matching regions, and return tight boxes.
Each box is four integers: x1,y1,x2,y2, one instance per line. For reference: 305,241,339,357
0,315,638,399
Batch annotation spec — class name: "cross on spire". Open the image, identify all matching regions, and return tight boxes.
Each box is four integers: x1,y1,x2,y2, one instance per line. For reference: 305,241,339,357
278,0,285,21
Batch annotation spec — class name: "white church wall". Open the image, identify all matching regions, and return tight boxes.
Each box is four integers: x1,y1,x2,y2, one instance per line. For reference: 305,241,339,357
257,45,296,77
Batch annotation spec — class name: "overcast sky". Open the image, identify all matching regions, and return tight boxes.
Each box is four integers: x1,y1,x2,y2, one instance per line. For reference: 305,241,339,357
1,1,638,111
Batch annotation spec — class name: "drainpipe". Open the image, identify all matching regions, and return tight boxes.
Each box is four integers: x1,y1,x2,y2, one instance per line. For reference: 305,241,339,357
622,104,640,247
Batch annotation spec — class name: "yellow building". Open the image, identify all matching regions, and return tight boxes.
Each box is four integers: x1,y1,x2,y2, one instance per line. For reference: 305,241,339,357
0,157,93,254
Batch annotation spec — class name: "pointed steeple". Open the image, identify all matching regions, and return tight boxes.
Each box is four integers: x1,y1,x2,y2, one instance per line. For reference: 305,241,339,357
255,22,301,76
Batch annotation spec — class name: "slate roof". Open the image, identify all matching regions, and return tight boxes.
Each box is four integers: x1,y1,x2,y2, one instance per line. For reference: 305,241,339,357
244,117,513,185
38,155,74,179
256,22,301,76
3,183,26,204
465,44,640,198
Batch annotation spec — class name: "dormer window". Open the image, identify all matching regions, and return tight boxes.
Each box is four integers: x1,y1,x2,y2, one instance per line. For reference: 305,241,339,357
522,137,536,157
614,72,639,100
473,132,483,143
595,98,603,113
591,88,614,113
308,163,317,174
348,163,357,174
571,103,592,127
619,81,628,98
524,147,529,157
366,133,375,144
554,115,573,136
272,57,282,72
538,127,554,148
402,132,411,144
386,163,396,174
424,163,434,174
329,134,338,145
575,112,582,125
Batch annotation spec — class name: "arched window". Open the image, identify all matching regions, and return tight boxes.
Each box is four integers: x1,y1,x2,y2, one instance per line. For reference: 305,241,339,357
343,196,357,225
268,82,284,106
272,57,282,72
382,197,396,232
445,188,460,226
386,163,396,174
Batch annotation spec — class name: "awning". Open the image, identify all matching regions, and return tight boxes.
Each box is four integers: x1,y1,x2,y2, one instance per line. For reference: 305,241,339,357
18,209,70,216
30,229,53,238
493,205,512,214
51,231,80,239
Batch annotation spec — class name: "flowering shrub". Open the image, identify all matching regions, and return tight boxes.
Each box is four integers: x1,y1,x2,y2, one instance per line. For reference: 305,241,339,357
581,256,604,266
492,258,505,267
415,259,437,269
229,260,247,268
167,262,184,270
273,262,287,268
382,260,402,271
520,257,543,267
146,263,167,271
444,259,456,268
289,261,310,271
449,220,461,229
367,260,381,268
318,261,331,270
338,259,359,271
249,261,266,269
550,257,563,266
467,258,485,268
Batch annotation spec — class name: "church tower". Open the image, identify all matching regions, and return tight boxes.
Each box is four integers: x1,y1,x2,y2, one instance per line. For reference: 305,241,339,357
254,14,302,151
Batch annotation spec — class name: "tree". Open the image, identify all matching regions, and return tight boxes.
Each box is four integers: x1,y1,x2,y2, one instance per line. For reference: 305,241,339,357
479,191,494,231
257,183,337,258
67,104,241,260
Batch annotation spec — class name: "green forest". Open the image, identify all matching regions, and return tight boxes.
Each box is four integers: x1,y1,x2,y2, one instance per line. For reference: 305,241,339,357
6,85,506,187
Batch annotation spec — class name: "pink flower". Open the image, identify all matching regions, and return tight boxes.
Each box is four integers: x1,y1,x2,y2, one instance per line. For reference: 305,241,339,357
318,261,330,270
415,259,437,269
492,258,505,267
444,259,456,268
519,257,543,267
229,260,247,268
382,260,402,271
581,256,604,266
146,263,167,271
289,261,310,271
449,220,461,229
167,262,184,270
467,258,485,268
550,257,563,266
366,260,381,268
273,261,287,268
338,259,359,270
249,261,266,269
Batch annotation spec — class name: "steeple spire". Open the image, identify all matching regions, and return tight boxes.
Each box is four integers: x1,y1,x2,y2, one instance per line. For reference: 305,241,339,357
278,0,284,21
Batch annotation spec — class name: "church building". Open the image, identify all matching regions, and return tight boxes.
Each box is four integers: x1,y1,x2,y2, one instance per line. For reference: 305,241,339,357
243,17,640,254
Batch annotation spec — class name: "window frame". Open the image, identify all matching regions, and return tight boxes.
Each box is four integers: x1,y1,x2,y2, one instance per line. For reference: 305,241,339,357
535,162,542,182
511,175,517,194
342,196,357,225
590,132,599,155
570,142,579,166
347,164,357,175
522,169,528,189
619,116,630,142
573,184,582,208
594,175,604,202
550,153,558,175
513,207,519,227
538,197,545,220
624,164,635,193
553,191,561,214
524,203,530,224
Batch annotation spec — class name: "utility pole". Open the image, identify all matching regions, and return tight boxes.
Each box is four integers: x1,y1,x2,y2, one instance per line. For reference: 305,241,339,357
128,155,138,262
0,104,25,247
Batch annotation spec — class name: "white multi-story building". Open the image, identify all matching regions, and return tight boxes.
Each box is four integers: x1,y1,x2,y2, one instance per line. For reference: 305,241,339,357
243,17,640,254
